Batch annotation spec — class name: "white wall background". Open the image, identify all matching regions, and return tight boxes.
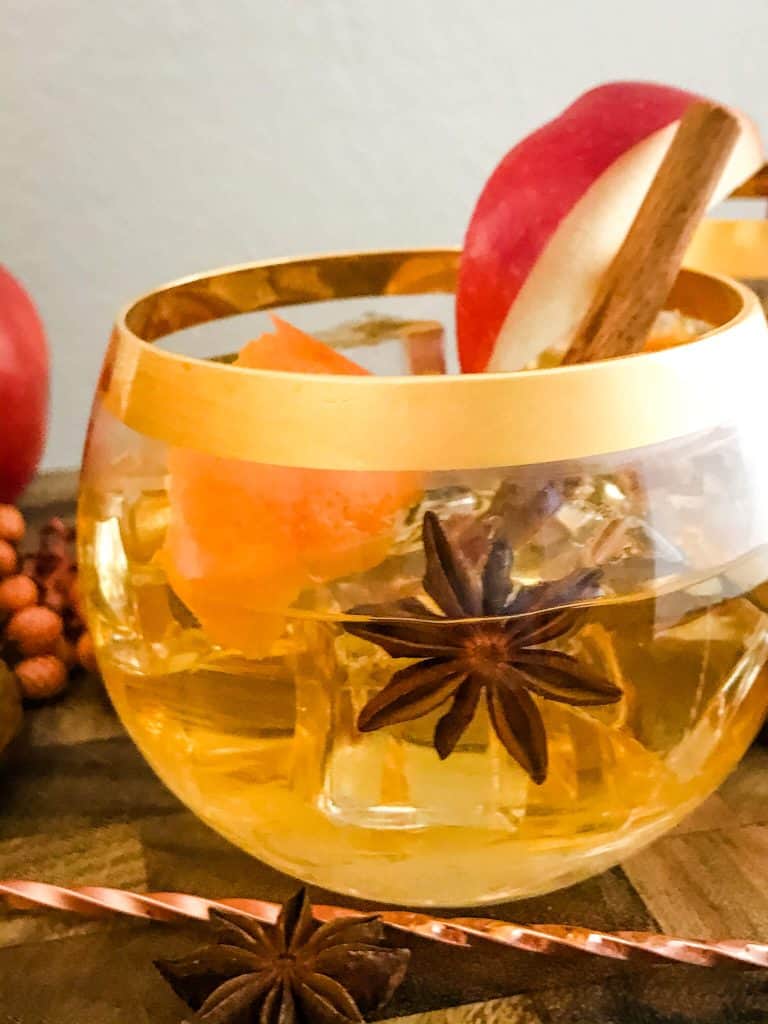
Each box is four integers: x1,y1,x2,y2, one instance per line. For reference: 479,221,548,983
2,0,767,469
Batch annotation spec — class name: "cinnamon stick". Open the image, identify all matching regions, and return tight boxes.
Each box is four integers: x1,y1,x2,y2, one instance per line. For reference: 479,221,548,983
731,162,768,198
562,102,740,365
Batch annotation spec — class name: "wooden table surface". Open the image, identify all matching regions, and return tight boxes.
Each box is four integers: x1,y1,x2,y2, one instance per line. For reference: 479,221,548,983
3,472,768,1023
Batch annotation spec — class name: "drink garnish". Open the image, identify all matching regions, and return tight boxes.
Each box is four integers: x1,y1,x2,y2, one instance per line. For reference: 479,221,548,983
344,511,621,783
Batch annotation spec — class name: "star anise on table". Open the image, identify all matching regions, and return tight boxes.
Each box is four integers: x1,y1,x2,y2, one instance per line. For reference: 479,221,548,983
344,511,622,784
155,888,409,1024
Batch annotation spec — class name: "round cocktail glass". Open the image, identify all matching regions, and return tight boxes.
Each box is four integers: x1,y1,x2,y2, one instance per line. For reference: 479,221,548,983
79,250,768,906
687,218,768,311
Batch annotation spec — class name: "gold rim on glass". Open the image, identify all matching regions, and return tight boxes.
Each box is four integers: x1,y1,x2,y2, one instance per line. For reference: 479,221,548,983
685,219,768,279
100,249,767,471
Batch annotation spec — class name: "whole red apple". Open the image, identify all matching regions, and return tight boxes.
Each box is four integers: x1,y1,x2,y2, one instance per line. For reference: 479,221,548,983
0,267,48,501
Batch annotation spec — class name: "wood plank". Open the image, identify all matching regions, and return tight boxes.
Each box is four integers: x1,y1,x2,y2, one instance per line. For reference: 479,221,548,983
718,747,768,826
385,995,541,1024
667,793,740,836
22,672,123,749
0,821,146,949
623,826,768,940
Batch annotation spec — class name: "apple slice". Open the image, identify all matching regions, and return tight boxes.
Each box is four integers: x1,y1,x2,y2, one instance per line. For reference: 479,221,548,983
456,81,763,373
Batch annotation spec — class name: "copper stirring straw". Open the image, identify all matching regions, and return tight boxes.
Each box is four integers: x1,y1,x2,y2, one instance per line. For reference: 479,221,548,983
2,879,768,968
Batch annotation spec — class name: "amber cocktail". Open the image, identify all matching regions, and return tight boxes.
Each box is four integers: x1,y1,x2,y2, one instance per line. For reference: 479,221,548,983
79,251,768,906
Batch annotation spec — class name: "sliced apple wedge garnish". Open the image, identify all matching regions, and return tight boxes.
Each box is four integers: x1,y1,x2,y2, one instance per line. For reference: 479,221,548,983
457,81,763,373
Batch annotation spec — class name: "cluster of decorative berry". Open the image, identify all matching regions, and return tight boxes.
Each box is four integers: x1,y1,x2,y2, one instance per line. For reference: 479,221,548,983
0,504,95,700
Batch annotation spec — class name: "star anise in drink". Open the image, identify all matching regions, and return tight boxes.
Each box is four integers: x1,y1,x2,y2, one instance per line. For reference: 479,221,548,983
344,511,622,784
155,888,409,1024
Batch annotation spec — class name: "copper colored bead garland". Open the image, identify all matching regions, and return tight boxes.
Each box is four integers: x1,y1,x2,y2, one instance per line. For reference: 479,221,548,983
0,505,25,544
0,541,17,576
5,605,63,656
14,656,68,700
75,631,98,674
0,574,38,613
0,504,94,701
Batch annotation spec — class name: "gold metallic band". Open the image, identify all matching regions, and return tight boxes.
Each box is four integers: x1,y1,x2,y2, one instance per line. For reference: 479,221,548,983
684,219,768,279
101,249,767,471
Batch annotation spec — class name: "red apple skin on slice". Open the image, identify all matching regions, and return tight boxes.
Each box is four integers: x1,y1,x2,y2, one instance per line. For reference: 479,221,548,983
457,82,763,373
